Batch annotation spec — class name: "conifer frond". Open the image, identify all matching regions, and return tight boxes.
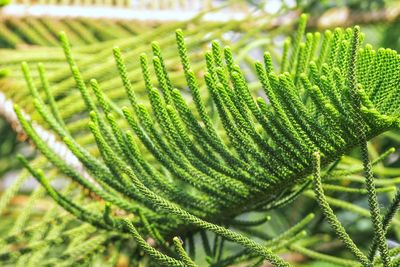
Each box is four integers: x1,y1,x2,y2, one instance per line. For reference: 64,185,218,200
2,13,400,266
0,16,154,48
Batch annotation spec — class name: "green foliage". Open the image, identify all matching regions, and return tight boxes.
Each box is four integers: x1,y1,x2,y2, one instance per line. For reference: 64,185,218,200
1,11,400,267
0,119,19,175
0,16,148,48
0,0,10,7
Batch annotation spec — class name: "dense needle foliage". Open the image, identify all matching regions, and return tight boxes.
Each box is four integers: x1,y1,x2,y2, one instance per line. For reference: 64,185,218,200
0,5,400,266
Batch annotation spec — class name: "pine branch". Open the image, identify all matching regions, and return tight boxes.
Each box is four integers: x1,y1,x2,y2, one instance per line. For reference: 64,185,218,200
3,13,400,266
312,152,371,266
